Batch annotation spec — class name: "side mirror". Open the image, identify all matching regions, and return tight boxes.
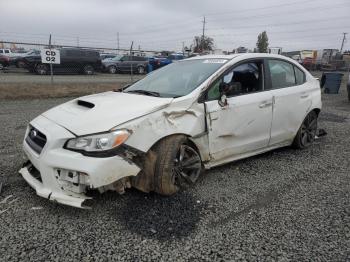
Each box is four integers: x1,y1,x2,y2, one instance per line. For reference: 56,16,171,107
218,82,242,107
218,82,231,107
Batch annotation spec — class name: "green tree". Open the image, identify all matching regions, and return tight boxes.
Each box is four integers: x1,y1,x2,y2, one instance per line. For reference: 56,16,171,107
193,35,214,53
256,31,269,53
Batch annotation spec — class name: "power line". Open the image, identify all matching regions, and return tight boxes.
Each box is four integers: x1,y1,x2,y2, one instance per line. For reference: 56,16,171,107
206,15,349,31
205,0,320,17
206,2,347,23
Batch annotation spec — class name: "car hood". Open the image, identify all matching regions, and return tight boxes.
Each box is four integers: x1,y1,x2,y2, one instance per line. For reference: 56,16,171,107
42,91,173,136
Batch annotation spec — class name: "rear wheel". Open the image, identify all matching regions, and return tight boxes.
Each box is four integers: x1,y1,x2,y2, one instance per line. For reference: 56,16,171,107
35,64,48,75
137,66,145,74
293,111,318,149
108,65,117,74
83,65,94,75
154,135,202,195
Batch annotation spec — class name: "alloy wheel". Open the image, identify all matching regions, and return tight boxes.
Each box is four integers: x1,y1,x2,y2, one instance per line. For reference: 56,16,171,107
173,144,201,186
300,113,317,147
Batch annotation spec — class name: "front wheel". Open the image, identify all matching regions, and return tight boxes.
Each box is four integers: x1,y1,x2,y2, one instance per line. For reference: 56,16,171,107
293,111,318,149
108,65,117,74
154,135,202,195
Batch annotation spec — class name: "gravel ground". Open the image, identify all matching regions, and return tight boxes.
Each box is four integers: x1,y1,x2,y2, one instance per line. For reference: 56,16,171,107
0,69,143,84
0,72,349,261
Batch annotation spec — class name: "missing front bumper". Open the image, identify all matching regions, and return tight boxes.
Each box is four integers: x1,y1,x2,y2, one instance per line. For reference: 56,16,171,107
19,161,92,209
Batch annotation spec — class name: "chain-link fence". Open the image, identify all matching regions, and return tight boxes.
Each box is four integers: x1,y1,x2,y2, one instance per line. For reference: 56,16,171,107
1,41,350,100
0,41,161,99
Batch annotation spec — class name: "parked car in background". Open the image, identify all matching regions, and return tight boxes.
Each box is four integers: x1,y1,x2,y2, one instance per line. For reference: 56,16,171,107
168,53,185,61
0,48,28,57
12,49,41,68
148,56,169,70
102,55,148,74
149,53,185,71
0,55,10,69
19,54,321,208
21,48,102,75
100,53,117,60
101,55,122,73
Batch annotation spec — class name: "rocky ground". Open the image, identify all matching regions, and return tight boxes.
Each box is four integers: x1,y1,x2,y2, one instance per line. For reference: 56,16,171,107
0,72,349,261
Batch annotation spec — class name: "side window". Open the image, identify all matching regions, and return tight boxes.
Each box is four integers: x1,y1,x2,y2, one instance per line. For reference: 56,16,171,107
268,60,296,89
207,60,264,101
5,50,10,54
294,66,305,85
0,50,3,54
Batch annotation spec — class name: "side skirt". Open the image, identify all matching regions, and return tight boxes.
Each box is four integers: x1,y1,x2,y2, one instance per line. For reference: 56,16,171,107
204,141,292,169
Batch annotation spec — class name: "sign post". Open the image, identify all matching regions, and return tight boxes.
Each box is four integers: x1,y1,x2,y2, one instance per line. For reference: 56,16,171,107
41,34,60,84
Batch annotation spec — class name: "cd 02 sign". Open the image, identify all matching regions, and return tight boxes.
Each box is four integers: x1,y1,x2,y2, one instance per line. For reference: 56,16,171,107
41,49,60,64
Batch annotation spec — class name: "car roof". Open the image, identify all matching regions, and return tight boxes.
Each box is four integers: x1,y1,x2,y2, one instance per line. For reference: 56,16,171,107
185,53,294,62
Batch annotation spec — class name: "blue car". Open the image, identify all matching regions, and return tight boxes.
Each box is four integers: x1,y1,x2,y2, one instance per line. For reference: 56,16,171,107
148,54,185,71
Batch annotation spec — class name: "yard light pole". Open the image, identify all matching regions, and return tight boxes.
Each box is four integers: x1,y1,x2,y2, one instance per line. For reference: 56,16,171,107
340,33,347,53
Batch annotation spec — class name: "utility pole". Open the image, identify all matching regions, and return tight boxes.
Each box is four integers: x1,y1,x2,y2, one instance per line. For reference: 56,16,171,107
201,16,206,53
340,32,347,53
117,32,120,54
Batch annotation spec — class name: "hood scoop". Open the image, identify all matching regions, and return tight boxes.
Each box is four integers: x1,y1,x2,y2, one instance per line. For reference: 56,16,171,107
77,100,95,109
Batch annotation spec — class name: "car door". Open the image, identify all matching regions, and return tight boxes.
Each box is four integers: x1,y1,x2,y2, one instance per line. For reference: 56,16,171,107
204,59,273,162
118,56,130,72
266,59,311,146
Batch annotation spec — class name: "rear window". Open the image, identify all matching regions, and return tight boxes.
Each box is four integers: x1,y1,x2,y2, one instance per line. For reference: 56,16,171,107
268,59,296,89
294,66,305,85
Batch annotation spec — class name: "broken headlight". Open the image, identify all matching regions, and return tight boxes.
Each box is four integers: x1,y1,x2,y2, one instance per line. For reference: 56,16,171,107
65,129,131,153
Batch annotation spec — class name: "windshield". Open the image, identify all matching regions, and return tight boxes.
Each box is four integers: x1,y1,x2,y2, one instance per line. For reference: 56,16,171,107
125,59,228,97
111,55,122,61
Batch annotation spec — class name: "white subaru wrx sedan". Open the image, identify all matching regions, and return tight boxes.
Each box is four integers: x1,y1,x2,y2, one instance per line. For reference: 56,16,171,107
20,54,321,208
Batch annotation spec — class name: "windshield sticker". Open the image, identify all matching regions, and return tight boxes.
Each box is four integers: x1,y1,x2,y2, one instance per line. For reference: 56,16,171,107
203,59,227,64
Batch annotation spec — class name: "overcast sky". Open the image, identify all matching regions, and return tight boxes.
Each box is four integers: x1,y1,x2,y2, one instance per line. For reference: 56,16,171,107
1,0,350,52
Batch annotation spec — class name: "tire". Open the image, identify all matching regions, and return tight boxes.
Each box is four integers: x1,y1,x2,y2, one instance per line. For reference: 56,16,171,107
154,135,202,195
35,64,48,75
83,65,94,75
293,111,318,149
137,66,145,74
108,65,117,74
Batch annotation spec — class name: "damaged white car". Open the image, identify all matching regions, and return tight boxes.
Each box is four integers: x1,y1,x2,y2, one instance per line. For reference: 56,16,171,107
20,54,321,208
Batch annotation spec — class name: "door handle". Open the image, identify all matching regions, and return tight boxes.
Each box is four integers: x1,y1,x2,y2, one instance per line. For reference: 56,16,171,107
300,93,309,98
259,101,273,108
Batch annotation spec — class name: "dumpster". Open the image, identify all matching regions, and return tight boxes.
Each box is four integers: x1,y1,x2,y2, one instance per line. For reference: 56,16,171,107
321,72,343,94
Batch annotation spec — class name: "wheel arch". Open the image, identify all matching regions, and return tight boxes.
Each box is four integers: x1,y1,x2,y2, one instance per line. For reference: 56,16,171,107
312,107,321,116
147,133,206,161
